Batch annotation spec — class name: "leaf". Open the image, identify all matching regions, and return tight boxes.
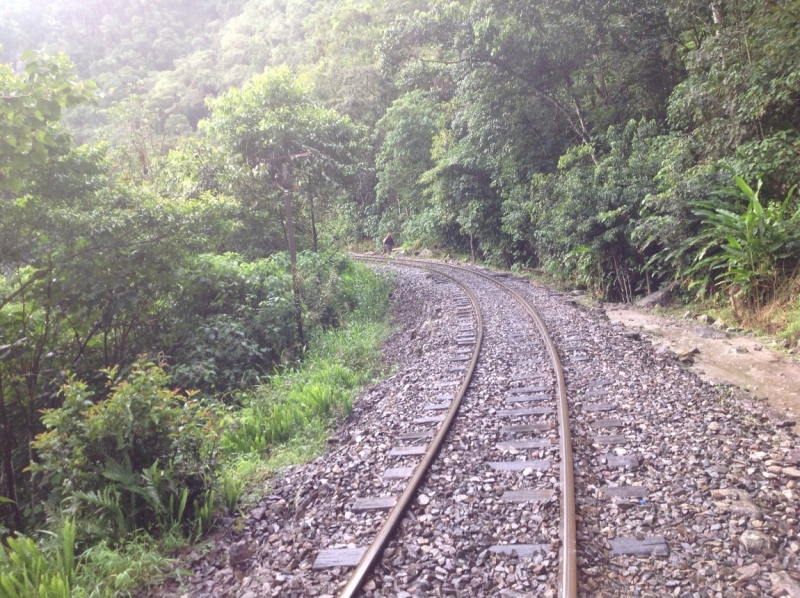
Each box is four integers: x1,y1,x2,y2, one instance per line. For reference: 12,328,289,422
726,236,743,250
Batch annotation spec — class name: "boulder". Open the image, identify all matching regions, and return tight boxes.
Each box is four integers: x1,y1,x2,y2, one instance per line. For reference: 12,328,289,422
633,281,679,308
770,571,800,597
739,529,774,555
694,326,729,339
764,407,796,428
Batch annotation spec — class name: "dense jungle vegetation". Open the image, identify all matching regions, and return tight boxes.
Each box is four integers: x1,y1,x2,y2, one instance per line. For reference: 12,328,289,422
2,0,800,593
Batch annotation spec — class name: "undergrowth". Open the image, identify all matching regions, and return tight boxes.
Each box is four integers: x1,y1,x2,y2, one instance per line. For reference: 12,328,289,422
220,316,392,489
0,261,393,597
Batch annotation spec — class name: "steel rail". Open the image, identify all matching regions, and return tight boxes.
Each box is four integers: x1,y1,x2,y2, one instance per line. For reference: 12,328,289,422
338,260,484,598
355,254,577,598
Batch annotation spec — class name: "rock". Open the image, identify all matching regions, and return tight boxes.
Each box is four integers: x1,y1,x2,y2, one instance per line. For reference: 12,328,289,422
655,346,678,360
677,347,700,363
694,326,729,339
711,488,739,500
634,282,679,308
730,500,763,519
418,248,433,258
712,318,726,330
682,310,693,319
736,563,760,579
753,344,762,351
770,571,800,597
765,407,796,428
782,467,800,478
696,314,712,324
733,346,749,354
707,421,720,432
228,540,255,567
739,530,774,555
250,507,266,521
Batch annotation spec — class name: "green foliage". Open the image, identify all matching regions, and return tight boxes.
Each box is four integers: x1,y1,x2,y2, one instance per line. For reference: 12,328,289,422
0,520,75,598
373,91,440,242
0,51,95,191
221,263,391,455
72,530,184,597
510,120,666,300
219,472,243,514
32,362,218,541
0,524,187,598
168,253,296,391
682,176,800,307
167,252,375,392
203,66,365,254
3,0,800,589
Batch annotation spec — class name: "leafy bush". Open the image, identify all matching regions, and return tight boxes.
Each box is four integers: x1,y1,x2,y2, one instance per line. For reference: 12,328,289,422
221,262,391,456
168,252,296,392
683,176,800,308
32,362,218,541
524,120,665,300
167,252,378,393
0,520,76,598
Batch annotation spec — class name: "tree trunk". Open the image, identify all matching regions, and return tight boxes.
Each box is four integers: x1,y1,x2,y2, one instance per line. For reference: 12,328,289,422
308,195,318,253
0,375,23,531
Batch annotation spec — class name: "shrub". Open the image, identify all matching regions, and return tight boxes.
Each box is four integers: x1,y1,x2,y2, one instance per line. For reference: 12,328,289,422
683,176,800,308
168,253,296,392
32,362,218,541
0,520,76,598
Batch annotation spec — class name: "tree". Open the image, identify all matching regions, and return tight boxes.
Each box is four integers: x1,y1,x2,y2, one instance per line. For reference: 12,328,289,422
668,0,800,195
0,50,95,191
374,90,439,242
203,66,365,255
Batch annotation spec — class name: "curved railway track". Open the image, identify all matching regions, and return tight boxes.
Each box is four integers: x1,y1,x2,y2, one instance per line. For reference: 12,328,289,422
338,262,486,596
166,255,800,598
343,255,578,598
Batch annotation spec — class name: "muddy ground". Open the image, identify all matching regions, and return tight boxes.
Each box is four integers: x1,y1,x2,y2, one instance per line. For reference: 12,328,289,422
605,304,800,419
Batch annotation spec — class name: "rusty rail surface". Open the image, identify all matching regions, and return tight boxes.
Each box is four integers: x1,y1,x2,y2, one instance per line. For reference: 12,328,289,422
350,255,577,598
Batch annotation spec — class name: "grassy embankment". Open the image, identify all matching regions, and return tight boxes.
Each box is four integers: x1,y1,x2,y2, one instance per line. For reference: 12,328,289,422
0,262,395,597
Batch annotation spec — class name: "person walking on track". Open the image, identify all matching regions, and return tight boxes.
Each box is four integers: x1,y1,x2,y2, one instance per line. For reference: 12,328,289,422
382,233,395,254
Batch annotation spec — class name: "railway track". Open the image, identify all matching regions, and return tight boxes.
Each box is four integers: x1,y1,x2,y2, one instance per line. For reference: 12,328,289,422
170,256,800,598
342,255,578,598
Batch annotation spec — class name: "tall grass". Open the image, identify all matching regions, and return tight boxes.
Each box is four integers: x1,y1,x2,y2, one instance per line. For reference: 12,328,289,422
221,262,392,457
221,319,390,455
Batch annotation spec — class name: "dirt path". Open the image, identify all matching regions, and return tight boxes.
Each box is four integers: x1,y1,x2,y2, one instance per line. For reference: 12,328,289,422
605,304,800,418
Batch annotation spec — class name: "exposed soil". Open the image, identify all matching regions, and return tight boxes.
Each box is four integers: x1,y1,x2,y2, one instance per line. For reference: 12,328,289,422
605,304,800,418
